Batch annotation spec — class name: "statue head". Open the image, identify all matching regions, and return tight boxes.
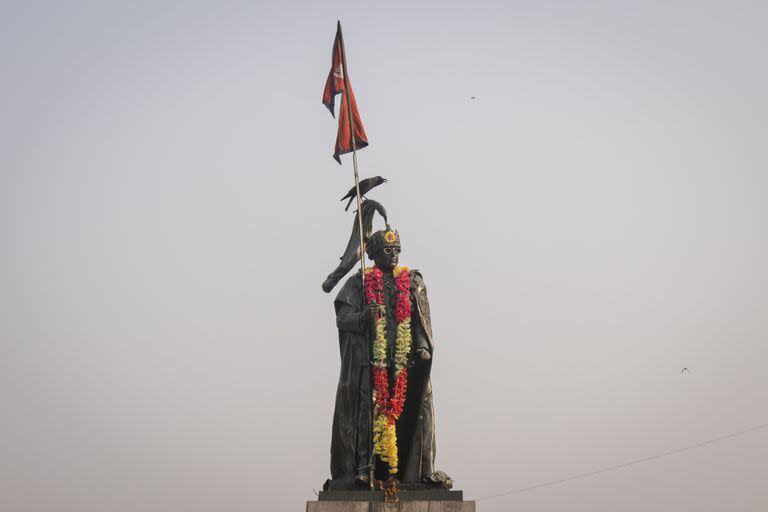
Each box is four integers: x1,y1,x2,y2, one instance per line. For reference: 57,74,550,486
366,227,401,271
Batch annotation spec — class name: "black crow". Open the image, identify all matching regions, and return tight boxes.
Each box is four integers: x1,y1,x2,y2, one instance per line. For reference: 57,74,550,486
341,176,387,211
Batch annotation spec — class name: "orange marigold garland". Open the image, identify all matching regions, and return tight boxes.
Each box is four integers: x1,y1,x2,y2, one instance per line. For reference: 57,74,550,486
364,265,412,475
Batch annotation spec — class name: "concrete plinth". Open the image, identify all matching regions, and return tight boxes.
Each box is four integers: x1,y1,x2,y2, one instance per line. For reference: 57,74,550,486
307,502,475,512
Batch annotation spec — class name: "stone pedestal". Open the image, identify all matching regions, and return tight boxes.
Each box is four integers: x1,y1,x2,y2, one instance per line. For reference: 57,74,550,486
307,490,475,512
307,503,474,512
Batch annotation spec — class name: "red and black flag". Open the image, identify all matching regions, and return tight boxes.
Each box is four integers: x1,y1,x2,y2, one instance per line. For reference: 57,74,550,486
322,21,369,164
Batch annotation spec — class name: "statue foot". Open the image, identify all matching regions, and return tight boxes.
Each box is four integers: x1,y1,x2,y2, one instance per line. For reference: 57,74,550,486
354,472,370,487
423,470,453,489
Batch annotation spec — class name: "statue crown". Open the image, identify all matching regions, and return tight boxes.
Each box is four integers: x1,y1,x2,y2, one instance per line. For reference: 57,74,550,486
366,227,400,257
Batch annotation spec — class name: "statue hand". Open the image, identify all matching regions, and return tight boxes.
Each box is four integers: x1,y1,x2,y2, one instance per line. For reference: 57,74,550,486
363,303,382,326
416,348,431,361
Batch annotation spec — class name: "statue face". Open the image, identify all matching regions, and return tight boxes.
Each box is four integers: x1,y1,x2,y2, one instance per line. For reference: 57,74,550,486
371,246,400,271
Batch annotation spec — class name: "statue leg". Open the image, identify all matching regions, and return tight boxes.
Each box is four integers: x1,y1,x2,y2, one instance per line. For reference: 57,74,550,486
419,381,453,488
355,366,372,484
419,381,435,480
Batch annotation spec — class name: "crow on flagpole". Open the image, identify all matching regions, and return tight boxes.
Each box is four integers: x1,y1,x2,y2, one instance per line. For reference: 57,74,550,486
341,176,387,211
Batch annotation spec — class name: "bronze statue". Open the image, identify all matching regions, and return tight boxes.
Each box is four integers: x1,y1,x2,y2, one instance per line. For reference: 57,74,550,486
324,221,451,491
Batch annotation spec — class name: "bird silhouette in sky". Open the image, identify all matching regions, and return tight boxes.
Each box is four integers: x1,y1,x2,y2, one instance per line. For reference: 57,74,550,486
341,176,387,211
681,367,690,374
469,96,479,100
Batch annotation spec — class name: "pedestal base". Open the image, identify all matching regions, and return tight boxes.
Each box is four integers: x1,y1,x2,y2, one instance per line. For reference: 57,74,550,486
308,490,475,512
307,502,475,512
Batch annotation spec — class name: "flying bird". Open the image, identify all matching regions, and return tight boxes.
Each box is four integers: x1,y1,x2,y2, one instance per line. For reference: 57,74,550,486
469,96,479,100
341,176,387,211
681,367,690,374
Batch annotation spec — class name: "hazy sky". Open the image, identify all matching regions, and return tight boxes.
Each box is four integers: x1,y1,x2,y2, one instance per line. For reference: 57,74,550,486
2,1,767,511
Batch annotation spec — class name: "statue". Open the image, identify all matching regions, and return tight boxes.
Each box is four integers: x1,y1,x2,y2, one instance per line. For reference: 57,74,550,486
314,22,465,508
324,223,452,491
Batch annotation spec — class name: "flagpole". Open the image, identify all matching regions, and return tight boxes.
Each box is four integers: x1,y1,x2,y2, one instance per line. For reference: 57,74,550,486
337,20,375,490
337,21,366,280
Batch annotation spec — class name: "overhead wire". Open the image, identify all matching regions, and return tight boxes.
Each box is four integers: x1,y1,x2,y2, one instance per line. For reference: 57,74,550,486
474,421,768,501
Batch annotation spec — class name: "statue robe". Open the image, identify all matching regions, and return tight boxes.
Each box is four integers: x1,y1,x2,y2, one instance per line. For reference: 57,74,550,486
326,269,437,490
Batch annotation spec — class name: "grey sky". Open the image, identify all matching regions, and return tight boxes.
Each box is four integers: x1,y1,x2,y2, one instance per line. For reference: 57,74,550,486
1,1,767,511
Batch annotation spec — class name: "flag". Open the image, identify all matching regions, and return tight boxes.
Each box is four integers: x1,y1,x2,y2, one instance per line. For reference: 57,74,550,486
322,21,369,164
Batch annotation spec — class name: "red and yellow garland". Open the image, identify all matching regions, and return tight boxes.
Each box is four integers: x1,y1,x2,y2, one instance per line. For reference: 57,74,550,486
364,265,412,475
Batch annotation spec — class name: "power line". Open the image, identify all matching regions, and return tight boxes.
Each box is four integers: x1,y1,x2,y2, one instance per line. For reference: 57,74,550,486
474,421,768,501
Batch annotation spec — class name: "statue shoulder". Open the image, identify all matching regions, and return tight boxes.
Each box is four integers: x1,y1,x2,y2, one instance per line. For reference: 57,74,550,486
409,269,427,290
335,271,364,304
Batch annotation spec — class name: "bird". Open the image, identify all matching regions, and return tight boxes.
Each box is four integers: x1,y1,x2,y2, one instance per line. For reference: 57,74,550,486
341,176,387,211
469,96,479,100
681,367,690,374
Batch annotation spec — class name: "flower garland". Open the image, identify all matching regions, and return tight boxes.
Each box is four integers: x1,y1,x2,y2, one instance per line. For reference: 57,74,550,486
364,265,412,475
